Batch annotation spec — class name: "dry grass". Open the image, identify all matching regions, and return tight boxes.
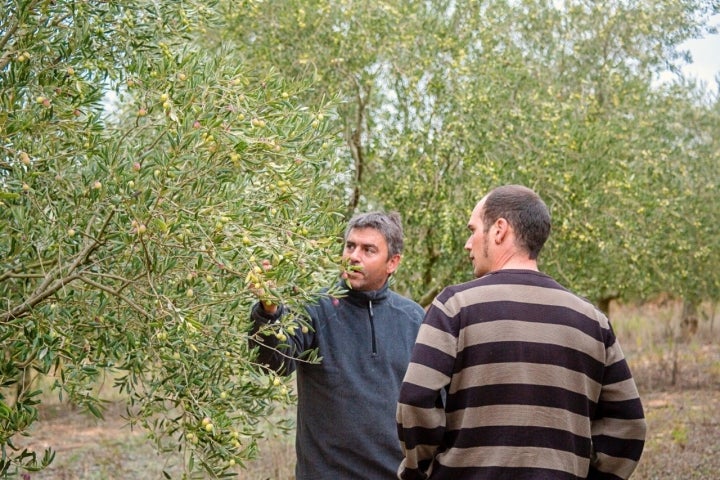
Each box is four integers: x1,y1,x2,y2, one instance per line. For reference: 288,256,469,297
612,299,720,479
12,300,720,479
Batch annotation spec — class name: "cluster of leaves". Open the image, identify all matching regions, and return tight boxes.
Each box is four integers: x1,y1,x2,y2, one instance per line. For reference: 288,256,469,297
1,0,347,477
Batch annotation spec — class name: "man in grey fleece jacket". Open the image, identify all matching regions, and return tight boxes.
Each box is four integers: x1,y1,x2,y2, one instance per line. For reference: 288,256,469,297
250,211,425,479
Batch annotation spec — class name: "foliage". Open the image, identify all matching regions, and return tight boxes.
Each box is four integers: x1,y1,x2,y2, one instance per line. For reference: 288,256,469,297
1,0,345,477
230,0,720,308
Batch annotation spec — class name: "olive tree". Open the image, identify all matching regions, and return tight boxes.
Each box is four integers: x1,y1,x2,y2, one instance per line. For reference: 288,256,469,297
229,0,720,311
1,0,346,476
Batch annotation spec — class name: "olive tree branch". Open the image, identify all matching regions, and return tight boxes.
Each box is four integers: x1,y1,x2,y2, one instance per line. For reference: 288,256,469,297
76,276,150,319
1,209,116,322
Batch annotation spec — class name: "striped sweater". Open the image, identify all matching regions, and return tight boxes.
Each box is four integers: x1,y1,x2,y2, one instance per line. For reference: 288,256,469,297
396,269,646,480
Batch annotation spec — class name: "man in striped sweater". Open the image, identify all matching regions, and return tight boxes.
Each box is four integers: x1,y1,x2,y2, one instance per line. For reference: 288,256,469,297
396,185,646,480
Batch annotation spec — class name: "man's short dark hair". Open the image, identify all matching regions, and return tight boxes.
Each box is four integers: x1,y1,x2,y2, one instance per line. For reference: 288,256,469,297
482,185,551,260
345,211,404,258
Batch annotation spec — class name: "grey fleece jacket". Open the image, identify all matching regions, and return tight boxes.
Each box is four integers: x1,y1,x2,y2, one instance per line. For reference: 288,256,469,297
250,281,425,480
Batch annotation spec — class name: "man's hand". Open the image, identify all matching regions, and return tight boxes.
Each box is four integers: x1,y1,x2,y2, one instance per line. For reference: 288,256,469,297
248,259,279,314
260,300,278,314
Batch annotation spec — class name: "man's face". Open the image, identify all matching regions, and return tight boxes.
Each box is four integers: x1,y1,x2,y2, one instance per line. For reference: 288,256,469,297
464,200,491,278
342,227,400,291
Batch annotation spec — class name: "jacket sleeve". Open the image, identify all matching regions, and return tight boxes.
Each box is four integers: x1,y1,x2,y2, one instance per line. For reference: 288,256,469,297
587,327,647,479
249,302,313,376
396,303,457,480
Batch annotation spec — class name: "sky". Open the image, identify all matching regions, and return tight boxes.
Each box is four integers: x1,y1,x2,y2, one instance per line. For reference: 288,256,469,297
681,31,720,87
674,13,720,89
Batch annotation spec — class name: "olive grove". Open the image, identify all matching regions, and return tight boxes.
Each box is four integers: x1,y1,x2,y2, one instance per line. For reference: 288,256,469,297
232,0,720,309
1,0,719,477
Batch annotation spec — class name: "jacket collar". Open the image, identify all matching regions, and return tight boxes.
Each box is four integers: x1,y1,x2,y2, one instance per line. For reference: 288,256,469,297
336,280,390,307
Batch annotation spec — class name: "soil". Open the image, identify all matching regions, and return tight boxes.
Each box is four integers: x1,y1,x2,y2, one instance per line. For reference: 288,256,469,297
14,403,182,479
14,402,294,480
633,389,720,479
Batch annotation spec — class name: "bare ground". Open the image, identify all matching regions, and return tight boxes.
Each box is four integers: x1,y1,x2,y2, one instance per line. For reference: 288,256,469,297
634,390,720,480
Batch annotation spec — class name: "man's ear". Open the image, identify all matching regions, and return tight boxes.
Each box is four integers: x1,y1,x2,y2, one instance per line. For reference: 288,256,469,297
386,254,401,275
495,218,510,244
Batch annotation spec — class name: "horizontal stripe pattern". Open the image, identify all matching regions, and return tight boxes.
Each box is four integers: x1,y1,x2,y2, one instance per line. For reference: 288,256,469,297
447,362,602,399
411,465,583,480
591,417,647,441
448,383,596,417
446,404,592,437
442,425,592,455
436,445,590,473
397,270,646,479
459,319,608,363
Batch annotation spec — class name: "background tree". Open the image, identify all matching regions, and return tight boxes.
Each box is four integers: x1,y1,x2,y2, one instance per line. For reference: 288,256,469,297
1,1,346,476
231,0,720,311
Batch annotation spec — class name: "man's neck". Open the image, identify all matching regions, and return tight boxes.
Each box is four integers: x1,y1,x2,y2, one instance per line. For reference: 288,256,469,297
495,251,539,272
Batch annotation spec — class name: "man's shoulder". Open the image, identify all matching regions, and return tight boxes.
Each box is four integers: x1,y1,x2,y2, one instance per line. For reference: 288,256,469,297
437,270,556,297
387,290,425,314
387,289,421,304
435,277,484,301
431,273,522,310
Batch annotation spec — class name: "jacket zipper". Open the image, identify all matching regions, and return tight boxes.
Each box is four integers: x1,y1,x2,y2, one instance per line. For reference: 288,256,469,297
368,300,377,356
